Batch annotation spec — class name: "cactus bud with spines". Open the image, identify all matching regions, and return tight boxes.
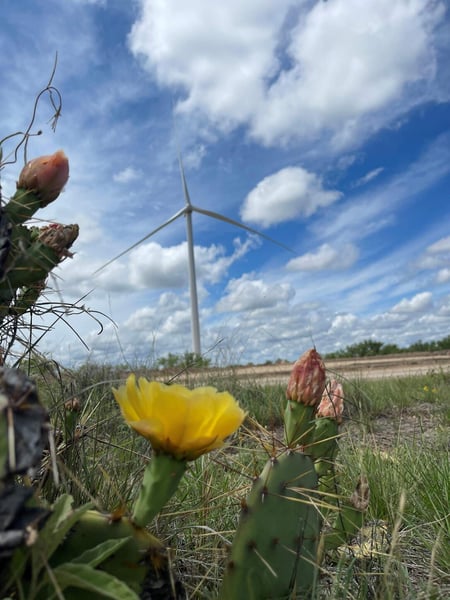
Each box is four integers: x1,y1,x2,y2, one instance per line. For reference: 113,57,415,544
311,379,344,472
220,351,371,598
310,379,346,529
0,222,79,321
17,150,69,207
284,348,326,447
5,151,68,227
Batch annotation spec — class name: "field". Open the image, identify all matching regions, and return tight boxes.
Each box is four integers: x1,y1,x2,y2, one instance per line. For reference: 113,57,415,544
12,351,446,599
173,352,450,385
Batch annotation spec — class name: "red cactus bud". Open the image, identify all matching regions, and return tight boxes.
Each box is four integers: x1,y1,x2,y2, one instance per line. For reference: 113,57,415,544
317,379,344,423
286,348,326,407
17,150,69,205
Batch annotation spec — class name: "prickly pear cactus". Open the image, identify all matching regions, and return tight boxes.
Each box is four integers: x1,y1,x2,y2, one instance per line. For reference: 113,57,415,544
220,450,320,600
50,509,177,600
220,352,370,600
0,151,78,325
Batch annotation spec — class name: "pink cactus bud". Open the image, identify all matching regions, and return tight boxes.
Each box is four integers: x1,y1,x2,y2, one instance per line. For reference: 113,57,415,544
286,348,326,407
17,150,69,205
38,223,79,258
317,379,344,423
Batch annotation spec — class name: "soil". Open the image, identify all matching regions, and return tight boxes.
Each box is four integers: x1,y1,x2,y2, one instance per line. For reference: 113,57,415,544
351,402,446,449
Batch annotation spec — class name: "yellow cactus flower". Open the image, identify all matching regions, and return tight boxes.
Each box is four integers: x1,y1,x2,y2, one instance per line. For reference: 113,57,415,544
113,375,246,460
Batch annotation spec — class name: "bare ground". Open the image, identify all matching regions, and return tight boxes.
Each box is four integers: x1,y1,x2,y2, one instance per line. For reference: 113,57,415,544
227,352,450,385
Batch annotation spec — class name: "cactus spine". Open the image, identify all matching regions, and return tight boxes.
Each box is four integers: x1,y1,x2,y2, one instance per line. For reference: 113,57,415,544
220,450,320,600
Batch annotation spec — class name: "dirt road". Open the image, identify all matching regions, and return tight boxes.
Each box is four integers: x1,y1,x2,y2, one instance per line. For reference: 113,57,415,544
217,352,450,385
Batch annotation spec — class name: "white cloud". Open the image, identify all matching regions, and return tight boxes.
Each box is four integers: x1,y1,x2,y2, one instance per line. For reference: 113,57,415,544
416,233,450,270
331,314,358,330
216,274,295,312
436,268,450,284
113,167,141,183
391,291,433,313
128,241,220,289
427,235,450,253
129,0,290,128
102,236,256,291
183,144,207,169
352,167,384,188
129,0,447,149
241,167,341,227
437,296,450,316
253,0,444,146
286,243,358,271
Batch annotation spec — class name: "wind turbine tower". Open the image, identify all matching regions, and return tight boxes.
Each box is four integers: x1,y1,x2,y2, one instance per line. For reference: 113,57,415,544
95,155,293,356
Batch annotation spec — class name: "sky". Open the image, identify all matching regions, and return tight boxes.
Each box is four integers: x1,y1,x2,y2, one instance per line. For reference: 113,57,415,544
1,0,450,367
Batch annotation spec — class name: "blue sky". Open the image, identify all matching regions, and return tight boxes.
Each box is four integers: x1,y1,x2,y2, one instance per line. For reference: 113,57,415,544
1,0,449,366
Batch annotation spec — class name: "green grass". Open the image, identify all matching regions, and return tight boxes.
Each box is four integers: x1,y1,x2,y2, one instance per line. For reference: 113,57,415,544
23,363,450,598
343,371,450,416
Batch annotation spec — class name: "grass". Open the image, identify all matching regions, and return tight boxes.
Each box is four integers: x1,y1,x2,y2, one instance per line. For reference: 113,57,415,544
14,361,450,598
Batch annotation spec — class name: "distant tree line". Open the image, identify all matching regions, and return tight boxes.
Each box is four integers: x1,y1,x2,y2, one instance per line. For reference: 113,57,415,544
153,336,450,369
155,351,211,370
325,335,450,359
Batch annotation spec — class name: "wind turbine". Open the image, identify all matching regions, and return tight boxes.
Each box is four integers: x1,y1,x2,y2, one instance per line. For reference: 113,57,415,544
95,155,294,356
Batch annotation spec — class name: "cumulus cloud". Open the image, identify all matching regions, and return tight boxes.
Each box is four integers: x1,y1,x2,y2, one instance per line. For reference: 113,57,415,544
124,236,256,290
331,313,358,330
241,167,341,227
286,243,358,271
216,274,295,312
129,0,289,128
129,0,447,148
253,0,444,146
391,291,433,313
124,292,191,339
128,241,221,288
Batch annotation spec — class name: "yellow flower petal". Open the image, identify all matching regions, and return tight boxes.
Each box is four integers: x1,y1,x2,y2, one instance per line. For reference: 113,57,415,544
113,376,246,460
113,376,140,423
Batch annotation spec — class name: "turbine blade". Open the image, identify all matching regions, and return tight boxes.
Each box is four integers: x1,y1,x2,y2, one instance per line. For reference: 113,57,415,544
178,152,192,207
191,205,296,254
93,207,186,275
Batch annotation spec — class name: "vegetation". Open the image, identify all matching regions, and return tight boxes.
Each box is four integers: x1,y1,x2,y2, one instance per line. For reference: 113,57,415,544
325,335,450,358
155,351,211,371
2,87,449,599
145,335,450,370
4,359,447,599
